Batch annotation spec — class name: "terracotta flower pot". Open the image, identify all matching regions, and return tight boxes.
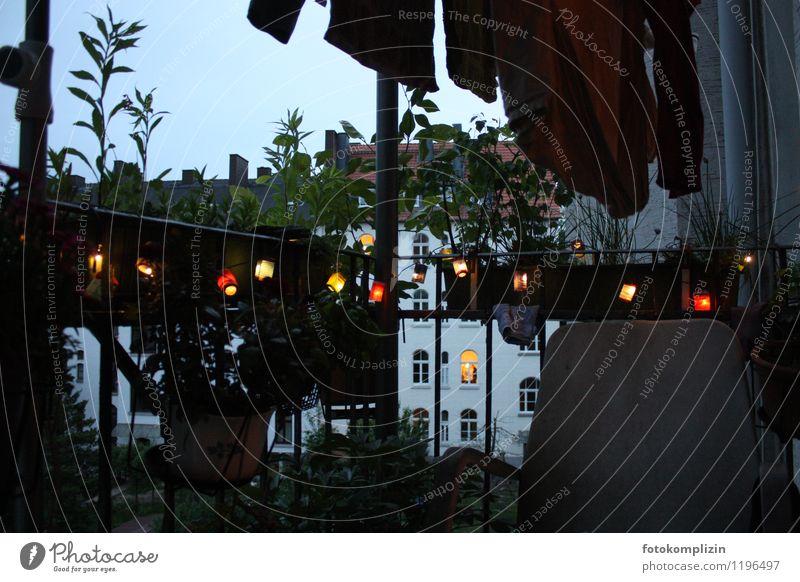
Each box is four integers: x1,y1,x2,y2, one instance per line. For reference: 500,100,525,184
169,411,270,485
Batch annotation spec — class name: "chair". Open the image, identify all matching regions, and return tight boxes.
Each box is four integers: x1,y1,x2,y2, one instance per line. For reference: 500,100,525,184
428,319,766,532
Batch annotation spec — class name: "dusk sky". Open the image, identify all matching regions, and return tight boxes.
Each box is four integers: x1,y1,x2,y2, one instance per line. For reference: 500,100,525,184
0,0,504,181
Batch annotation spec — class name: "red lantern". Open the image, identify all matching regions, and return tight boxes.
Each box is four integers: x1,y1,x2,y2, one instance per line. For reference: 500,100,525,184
694,293,712,312
217,269,238,296
370,281,386,302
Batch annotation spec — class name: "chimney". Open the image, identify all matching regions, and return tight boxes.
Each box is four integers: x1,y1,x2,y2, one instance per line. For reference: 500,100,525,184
182,169,195,185
256,166,272,178
325,130,350,170
229,154,249,187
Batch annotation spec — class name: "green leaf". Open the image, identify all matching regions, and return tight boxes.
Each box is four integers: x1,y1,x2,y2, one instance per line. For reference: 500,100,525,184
414,114,431,129
153,168,171,181
399,110,415,138
92,15,109,41
111,66,134,74
339,120,365,141
79,32,103,67
67,86,97,108
64,147,92,172
70,70,97,83
150,116,164,132
418,99,439,113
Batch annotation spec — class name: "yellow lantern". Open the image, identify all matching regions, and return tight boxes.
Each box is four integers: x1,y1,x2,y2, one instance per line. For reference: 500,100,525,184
412,263,428,284
571,238,585,258
327,271,346,293
136,258,155,277
254,258,275,281
513,270,529,292
90,245,104,274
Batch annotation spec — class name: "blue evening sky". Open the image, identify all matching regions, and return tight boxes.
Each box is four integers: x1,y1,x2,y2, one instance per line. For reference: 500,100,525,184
1,0,504,181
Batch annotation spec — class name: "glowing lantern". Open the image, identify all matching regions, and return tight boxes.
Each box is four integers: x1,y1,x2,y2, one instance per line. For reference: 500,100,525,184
327,271,346,293
571,238,585,258
513,270,529,292
254,258,275,281
619,283,637,302
370,281,386,302
694,293,712,312
217,269,238,297
412,263,428,284
452,257,469,279
90,245,104,274
359,233,375,253
136,258,155,277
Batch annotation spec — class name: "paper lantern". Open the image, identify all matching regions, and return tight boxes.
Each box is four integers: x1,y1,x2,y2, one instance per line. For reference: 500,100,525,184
370,281,386,302
327,271,346,293
217,269,238,296
619,283,637,302
254,259,275,281
412,263,428,284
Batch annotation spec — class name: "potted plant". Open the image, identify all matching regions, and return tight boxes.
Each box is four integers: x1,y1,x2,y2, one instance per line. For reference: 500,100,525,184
144,298,327,485
750,267,800,441
404,119,576,311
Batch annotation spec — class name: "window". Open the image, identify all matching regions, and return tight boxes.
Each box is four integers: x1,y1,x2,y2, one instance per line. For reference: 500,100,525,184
275,412,293,444
441,410,449,441
413,350,430,384
412,408,430,435
76,350,85,383
460,350,479,384
519,377,540,413
412,233,429,257
413,289,429,322
414,193,423,208
441,351,450,385
358,197,368,208
460,409,478,441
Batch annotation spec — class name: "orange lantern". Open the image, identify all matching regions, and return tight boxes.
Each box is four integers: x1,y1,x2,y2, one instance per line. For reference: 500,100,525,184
619,283,637,302
452,257,469,278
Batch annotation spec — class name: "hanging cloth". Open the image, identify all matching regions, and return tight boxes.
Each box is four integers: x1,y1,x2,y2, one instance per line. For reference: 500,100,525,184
247,0,306,45
493,304,539,346
324,0,439,92
442,0,498,103
643,0,704,198
493,0,657,218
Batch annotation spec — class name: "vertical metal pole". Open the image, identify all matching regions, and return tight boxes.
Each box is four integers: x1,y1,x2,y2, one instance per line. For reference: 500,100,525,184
482,317,493,530
433,259,442,457
18,0,50,203
374,73,399,438
6,0,51,534
96,223,116,531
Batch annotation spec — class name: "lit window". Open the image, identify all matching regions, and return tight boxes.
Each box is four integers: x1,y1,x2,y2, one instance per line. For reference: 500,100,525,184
275,412,293,444
460,409,478,441
519,377,539,413
441,351,449,385
412,408,430,436
413,289,429,322
413,350,430,384
412,233,429,257
441,410,449,441
460,350,479,384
